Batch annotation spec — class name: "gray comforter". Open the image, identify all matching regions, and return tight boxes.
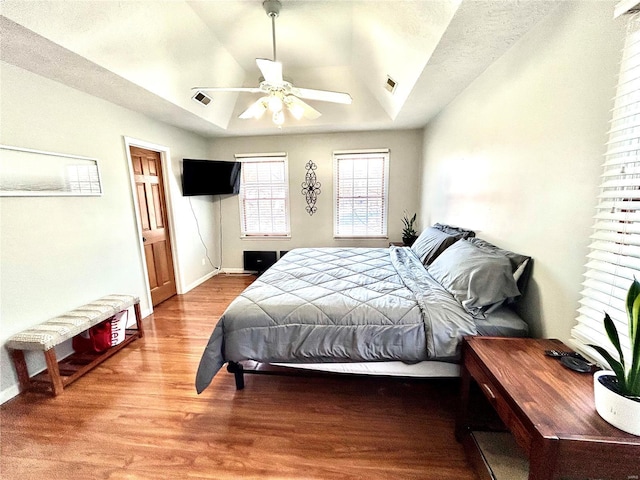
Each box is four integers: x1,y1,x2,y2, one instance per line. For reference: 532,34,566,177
195,246,477,393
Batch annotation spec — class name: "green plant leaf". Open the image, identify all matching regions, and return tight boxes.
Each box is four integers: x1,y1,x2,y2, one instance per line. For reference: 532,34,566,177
629,363,640,397
626,281,640,396
630,336,640,393
629,297,640,396
627,279,640,306
589,344,628,393
603,312,626,372
401,212,417,237
631,280,640,343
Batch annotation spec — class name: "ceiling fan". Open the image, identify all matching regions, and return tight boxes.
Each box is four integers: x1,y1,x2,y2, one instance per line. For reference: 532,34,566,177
191,0,352,126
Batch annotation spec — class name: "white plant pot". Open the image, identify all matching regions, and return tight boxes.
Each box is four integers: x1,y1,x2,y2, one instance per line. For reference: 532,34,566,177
593,370,640,436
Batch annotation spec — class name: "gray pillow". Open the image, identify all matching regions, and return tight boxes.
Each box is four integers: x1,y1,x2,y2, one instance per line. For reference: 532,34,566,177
466,237,531,293
427,240,521,318
411,227,461,266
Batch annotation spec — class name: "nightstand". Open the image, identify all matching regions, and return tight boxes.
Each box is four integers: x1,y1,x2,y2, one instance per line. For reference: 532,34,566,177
389,242,405,247
456,337,640,480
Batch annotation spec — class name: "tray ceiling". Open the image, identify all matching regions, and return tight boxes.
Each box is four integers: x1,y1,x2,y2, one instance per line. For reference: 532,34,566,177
0,0,561,137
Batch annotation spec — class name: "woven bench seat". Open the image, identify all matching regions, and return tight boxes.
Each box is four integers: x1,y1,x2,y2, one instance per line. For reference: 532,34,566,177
6,294,144,396
6,294,140,351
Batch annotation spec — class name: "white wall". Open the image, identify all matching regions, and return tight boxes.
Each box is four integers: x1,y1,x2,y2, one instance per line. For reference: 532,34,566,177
207,130,424,270
419,1,625,340
0,62,213,401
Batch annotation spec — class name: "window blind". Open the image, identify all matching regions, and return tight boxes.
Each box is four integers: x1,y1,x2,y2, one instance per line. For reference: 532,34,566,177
236,153,290,237
615,0,640,18
333,149,389,238
570,13,640,363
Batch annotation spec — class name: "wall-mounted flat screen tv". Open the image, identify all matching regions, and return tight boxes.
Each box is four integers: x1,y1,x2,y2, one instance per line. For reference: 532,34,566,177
182,159,241,196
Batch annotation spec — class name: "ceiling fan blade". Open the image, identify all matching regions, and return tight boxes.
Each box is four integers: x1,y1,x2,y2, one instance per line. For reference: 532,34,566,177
191,87,262,93
292,87,352,105
284,95,321,120
239,97,269,119
256,58,283,84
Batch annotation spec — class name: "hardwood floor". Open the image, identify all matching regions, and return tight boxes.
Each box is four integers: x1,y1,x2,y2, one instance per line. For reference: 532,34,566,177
1,274,478,480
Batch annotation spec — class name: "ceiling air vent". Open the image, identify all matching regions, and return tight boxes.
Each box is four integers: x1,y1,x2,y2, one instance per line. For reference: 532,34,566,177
384,76,397,94
192,91,212,106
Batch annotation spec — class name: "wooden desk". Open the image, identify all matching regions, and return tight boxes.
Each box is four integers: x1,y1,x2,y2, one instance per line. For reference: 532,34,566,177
456,337,640,480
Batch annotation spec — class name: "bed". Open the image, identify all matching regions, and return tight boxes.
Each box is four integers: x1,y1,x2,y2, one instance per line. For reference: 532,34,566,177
195,224,531,393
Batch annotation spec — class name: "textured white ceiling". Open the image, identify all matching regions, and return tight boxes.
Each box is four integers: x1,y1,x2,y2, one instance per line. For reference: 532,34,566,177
0,0,561,138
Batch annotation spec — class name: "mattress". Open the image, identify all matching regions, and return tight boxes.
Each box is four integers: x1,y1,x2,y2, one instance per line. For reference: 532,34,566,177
270,360,461,377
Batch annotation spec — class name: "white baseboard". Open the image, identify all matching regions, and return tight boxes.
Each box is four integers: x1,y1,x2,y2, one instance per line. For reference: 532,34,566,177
0,384,21,405
182,269,220,293
220,267,250,275
0,359,51,405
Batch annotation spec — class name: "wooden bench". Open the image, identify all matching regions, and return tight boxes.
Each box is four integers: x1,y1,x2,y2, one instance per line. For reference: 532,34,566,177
6,294,144,396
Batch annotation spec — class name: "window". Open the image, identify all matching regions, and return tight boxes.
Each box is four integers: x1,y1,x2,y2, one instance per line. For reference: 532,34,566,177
333,149,389,238
570,13,640,364
236,153,290,237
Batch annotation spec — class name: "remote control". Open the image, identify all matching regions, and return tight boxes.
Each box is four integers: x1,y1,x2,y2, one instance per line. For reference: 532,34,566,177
545,350,575,357
544,350,586,360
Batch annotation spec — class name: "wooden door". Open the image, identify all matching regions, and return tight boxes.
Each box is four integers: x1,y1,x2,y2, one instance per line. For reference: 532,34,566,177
130,146,177,306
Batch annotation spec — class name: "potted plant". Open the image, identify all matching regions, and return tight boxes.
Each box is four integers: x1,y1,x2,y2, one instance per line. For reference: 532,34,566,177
588,278,640,436
402,212,418,246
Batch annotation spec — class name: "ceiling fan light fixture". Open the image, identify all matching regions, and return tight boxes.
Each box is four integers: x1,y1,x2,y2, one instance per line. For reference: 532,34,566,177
287,102,305,120
239,97,269,119
267,93,283,113
254,103,268,119
272,110,285,125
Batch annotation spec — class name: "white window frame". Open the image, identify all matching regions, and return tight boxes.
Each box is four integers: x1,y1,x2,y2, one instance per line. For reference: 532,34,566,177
570,12,640,366
333,149,390,239
236,152,290,238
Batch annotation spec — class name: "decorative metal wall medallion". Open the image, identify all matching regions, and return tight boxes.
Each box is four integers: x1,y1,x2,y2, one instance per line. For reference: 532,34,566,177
301,160,321,215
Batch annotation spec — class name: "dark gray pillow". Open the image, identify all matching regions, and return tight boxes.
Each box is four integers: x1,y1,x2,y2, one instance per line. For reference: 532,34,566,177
433,223,475,239
411,227,461,266
427,240,520,318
